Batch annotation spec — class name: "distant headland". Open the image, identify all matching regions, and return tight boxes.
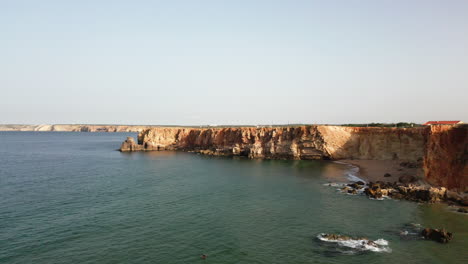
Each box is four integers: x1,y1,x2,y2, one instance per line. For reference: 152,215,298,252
0,124,150,132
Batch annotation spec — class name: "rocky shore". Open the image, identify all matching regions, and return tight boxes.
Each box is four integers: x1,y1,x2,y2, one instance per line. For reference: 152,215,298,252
120,125,467,192
335,158,468,210
339,180,464,204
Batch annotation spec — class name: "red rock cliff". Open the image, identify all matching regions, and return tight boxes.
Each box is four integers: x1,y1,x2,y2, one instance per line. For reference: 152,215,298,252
424,125,468,191
122,126,426,161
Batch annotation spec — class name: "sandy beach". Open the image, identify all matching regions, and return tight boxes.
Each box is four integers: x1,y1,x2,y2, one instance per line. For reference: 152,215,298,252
339,159,424,184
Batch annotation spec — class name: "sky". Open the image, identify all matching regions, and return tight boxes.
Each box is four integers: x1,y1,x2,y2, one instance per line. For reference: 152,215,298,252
1,0,467,125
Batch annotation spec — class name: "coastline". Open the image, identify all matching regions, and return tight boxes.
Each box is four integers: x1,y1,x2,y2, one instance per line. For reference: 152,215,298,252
338,159,424,184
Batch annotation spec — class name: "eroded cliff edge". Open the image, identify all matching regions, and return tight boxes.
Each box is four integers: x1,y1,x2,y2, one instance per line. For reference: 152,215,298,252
121,125,467,191
424,125,467,191
122,126,425,160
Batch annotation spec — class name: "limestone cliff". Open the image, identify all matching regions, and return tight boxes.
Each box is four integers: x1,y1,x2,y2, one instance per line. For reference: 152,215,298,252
424,125,467,191
123,126,426,161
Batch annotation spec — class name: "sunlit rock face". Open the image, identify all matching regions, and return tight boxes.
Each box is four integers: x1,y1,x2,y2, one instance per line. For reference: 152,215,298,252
127,126,426,161
423,125,467,192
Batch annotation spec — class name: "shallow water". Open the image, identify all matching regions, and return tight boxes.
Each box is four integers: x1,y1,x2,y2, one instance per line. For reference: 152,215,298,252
0,132,466,264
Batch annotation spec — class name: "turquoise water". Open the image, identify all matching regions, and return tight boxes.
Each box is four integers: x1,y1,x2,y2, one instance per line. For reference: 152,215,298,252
0,132,466,264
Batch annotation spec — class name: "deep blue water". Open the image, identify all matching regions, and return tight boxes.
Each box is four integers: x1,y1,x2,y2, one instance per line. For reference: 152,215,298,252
0,132,466,264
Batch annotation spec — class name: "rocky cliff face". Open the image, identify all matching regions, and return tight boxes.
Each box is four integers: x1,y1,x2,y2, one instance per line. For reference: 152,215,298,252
424,125,467,191
122,125,467,190
124,126,426,161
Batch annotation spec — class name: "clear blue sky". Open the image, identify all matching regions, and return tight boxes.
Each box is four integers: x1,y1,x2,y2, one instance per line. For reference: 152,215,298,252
1,0,467,125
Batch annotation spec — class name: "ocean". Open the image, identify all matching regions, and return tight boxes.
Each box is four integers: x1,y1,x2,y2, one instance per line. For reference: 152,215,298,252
0,132,466,264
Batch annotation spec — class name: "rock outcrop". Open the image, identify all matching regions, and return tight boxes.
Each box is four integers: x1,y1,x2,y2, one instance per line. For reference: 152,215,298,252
342,180,451,203
423,125,468,191
120,137,144,152
421,228,453,243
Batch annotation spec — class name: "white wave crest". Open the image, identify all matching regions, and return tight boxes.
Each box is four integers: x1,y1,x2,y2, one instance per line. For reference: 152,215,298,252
333,161,366,183
322,182,347,187
317,234,391,253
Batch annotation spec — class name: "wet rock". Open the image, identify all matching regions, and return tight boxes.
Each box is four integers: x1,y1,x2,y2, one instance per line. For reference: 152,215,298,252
365,187,383,199
378,181,393,189
398,186,447,203
421,228,453,243
347,182,364,189
384,173,392,177
398,174,416,184
446,191,468,206
390,192,404,199
446,190,462,202
380,189,390,196
457,207,468,213
341,186,351,193
348,189,358,195
400,161,421,168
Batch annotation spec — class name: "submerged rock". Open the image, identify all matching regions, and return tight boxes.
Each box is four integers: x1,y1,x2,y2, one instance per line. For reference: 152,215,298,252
421,228,453,243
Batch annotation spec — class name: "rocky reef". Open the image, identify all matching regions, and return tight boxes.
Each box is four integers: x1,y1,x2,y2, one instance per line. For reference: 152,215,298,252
124,126,426,160
341,180,458,204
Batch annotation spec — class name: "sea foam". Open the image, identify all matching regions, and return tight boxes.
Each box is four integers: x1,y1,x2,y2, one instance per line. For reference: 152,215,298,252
333,161,366,183
317,233,391,253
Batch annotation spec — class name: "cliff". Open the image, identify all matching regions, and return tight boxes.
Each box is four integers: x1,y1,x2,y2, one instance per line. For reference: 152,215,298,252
121,125,467,191
424,125,468,191
122,126,426,161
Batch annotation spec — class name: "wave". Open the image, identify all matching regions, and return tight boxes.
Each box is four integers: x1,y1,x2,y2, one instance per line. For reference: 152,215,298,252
317,233,391,253
333,161,366,183
322,182,347,187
